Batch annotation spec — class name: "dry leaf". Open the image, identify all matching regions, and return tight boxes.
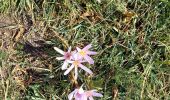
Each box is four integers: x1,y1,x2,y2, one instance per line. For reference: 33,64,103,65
12,25,25,42
123,10,137,23
12,65,30,90
80,10,102,23
112,85,118,100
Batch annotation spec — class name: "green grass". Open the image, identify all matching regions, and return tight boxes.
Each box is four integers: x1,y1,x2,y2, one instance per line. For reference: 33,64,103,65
0,0,170,100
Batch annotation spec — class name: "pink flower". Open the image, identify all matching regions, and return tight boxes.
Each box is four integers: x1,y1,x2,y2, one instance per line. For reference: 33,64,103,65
68,86,103,100
54,46,72,70
85,90,103,100
68,87,87,100
64,54,93,80
76,44,97,64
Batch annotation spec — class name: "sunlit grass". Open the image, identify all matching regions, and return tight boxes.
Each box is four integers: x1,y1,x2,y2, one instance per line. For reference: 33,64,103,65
0,0,170,100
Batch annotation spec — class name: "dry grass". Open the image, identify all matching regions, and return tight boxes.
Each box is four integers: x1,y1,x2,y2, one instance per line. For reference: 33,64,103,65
0,0,170,100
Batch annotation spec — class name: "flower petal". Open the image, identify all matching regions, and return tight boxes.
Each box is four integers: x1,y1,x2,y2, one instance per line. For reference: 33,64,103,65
56,57,65,60
79,60,87,63
81,94,88,100
87,51,97,55
67,60,74,63
75,92,87,100
89,96,94,100
68,89,77,100
83,44,92,51
76,47,82,52
79,64,93,75
73,53,80,60
74,67,78,80
92,92,103,97
61,61,69,70
84,55,94,64
54,47,65,55
68,46,72,52
64,65,74,75
72,50,77,54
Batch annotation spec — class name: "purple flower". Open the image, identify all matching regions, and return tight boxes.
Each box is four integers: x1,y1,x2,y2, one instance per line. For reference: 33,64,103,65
85,90,103,100
54,46,72,70
76,44,97,64
68,87,103,100
64,54,93,80
68,87,87,100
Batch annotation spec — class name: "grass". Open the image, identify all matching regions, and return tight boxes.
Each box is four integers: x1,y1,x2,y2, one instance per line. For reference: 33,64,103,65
0,0,170,100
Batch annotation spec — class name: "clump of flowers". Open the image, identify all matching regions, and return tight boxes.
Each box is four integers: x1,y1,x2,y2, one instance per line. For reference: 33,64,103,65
64,53,93,80
68,86,103,100
54,44,103,100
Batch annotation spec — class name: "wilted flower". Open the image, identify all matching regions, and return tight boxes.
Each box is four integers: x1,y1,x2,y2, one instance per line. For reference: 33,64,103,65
54,46,72,70
64,54,93,80
76,44,97,64
85,90,103,100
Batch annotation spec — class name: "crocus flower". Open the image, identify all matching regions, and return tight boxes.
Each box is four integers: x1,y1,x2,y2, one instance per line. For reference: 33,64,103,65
76,44,97,64
68,86,103,100
85,90,103,100
54,46,72,70
64,54,93,80
68,87,87,100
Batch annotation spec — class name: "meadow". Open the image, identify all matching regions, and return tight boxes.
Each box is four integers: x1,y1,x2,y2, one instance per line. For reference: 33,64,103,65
0,0,170,100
